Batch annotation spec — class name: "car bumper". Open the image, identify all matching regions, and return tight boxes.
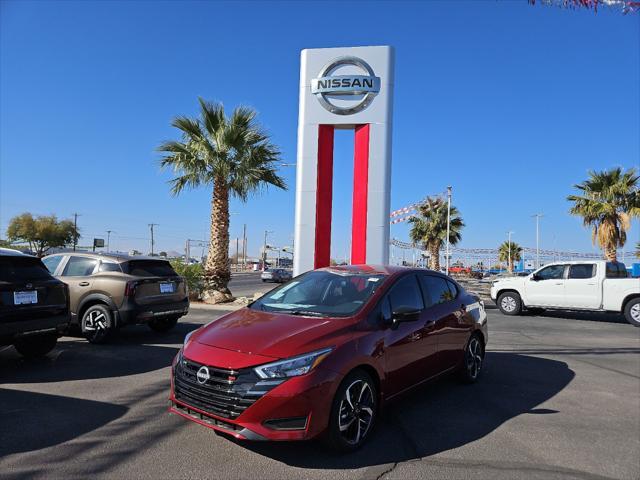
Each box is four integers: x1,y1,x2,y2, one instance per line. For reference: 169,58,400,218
119,298,189,325
169,362,342,441
0,311,70,339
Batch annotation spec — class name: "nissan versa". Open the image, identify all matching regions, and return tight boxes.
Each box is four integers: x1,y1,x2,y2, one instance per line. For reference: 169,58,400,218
170,265,487,451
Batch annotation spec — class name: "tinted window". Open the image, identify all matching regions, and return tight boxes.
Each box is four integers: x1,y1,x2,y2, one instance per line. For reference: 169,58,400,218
568,264,596,279
446,280,459,299
537,265,566,280
125,260,176,277
0,256,52,282
606,262,628,278
98,261,122,273
419,275,453,306
42,255,63,274
388,275,424,311
62,256,98,277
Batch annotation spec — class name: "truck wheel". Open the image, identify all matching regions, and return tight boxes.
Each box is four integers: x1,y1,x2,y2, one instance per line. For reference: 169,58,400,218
13,334,58,358
82,304,114,344
623,298,640,327
148,316,179,333
497,292,522,316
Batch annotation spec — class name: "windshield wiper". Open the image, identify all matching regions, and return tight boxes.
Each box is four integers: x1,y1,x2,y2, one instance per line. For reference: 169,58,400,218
288,310,327,317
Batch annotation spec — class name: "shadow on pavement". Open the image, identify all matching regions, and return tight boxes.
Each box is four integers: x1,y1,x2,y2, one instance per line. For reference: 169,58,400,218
527,310,628,325
243,352,575,469
0,388,128,457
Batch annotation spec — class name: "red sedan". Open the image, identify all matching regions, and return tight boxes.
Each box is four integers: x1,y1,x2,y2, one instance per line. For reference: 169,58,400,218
169,265,488,451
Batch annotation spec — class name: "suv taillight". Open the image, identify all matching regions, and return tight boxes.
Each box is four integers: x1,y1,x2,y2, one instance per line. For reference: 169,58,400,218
125,281,139,298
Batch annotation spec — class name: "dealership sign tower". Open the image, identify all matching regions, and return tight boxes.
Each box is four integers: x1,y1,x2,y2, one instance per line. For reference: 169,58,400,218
293,46,395,276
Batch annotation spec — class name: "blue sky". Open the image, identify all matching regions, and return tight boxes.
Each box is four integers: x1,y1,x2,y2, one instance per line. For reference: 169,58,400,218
1,1,638,259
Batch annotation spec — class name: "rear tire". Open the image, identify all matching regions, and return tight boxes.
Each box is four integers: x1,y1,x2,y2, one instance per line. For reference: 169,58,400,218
81,304,114,344
13,334,58,358
623,298,640,327
148,316,179,333
323,370,378,452
497,292,522,316
459,333,484,383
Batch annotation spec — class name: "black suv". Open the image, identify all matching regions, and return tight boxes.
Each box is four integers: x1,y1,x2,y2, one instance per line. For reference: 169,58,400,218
0,248,70,358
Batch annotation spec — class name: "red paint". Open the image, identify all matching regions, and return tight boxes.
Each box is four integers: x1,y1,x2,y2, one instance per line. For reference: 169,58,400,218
314,125,334,269
351,124,370,264
169,265,488,443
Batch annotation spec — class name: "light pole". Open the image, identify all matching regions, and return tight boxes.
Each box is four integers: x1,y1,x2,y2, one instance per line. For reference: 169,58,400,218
507,231,514,273
106,230,115,252
445,186,452,275
263,230,273,271
532,213,543,269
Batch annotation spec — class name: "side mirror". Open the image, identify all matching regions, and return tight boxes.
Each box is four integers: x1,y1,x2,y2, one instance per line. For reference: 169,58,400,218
392,306,421,323
531,273,541,281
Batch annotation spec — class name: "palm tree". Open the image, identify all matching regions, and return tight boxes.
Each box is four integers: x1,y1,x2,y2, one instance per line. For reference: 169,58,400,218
635,241,640,260
158,98,286,303
409,196,464,271
567,167,639,262
498,241,522,273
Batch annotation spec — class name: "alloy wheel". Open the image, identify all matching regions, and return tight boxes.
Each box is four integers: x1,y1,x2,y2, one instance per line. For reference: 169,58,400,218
501,296,517,313
466,336,483,380
338,379,375,445
630,303,640,322
84,309,108,332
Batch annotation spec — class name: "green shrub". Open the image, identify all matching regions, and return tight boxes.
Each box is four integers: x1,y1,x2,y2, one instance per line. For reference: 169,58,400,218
171,260,204,299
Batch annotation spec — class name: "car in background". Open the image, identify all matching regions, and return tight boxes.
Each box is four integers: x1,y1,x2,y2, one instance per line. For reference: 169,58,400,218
42,252,189,343
261,268,292,283
491,260,640,326
0,248,70,358
170,265,487,451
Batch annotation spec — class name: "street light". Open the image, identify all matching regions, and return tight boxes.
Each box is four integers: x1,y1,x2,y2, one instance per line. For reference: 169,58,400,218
532,213,543,269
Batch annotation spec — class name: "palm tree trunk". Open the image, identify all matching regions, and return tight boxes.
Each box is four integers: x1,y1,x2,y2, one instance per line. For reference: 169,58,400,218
605,245,617,262
202,176,233,303
429,242,441,271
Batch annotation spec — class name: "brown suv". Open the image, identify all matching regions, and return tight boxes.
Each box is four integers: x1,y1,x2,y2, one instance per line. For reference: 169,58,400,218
42,252,189,344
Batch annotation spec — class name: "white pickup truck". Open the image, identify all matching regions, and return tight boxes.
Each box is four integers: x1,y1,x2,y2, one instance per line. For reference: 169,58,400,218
490,261,640,326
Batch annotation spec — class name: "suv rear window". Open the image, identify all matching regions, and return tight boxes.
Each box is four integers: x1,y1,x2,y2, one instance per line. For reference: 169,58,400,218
0,256,53,282
124,260,177,277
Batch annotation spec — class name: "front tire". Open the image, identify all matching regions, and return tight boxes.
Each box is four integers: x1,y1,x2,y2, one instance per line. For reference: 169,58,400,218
81,304,114,344
148,316,179,333
13,334,58,358
497,292,522,316
324,370,378,452
624,298,640,327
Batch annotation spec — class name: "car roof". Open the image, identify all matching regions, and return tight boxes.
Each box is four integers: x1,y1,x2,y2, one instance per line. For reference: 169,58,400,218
43,251,170,263
0,247,32,257
318,264,445,277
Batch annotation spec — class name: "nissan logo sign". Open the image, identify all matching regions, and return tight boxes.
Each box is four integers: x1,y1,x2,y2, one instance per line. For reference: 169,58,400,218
196,366,210,385
311,56,380,115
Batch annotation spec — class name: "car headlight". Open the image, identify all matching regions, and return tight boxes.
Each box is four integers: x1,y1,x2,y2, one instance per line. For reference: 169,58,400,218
253,347,333,379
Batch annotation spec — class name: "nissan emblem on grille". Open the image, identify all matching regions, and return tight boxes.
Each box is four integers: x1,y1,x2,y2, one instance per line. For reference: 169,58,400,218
196,365,210,384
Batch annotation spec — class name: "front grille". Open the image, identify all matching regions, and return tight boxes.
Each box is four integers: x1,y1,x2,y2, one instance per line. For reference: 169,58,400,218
173,357,281,420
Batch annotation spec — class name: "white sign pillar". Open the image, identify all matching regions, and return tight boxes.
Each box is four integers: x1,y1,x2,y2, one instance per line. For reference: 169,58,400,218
293,46,395,276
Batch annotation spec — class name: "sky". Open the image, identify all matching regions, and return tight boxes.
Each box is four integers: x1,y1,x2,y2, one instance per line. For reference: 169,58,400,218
1,0,638,261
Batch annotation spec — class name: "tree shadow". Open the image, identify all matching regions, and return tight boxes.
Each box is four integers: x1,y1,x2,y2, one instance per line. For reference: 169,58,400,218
241,352,575,469
0,388,128,457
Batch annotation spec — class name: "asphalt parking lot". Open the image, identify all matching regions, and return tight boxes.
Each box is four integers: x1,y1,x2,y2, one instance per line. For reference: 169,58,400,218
1,308,639,480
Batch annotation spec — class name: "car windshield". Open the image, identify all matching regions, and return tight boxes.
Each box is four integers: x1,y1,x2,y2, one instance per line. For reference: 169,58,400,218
251,270,386,317
123,260,177,277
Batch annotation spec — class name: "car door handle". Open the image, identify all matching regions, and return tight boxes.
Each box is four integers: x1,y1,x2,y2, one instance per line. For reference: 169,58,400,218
554,283,563,285
79,282,90,287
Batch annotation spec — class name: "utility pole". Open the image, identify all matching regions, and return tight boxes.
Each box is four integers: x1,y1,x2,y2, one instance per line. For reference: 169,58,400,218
445,186,452,275
106,230,114,252
72,213,81,251
236,237,240,272
532,213,543,269
507,231,514,273
242,224,247,270
262,230,273,271
148,223,158,256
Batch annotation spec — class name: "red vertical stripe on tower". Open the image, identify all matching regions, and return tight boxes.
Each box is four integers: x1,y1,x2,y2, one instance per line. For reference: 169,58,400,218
314,125,334,269
351,124,370,265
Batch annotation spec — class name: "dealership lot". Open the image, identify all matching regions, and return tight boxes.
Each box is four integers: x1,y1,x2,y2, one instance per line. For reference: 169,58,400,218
1,308,638,480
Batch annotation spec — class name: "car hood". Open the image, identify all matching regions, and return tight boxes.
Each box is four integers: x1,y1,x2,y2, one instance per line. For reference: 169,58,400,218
193,307,356,360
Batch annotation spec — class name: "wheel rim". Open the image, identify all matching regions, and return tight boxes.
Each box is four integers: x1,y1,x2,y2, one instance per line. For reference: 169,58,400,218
466,337,483,379
501,296,516,312
630,303,640,322
338,379,375,445
85,310,107,332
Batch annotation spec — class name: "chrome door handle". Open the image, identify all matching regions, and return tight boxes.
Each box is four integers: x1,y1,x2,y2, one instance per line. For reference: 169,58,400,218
79,282,90,287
